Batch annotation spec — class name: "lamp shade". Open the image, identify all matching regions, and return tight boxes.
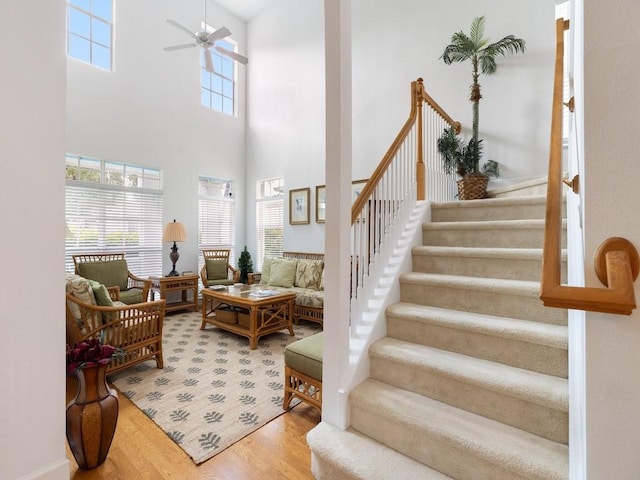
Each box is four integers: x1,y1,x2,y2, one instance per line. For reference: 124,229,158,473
163,220,187,242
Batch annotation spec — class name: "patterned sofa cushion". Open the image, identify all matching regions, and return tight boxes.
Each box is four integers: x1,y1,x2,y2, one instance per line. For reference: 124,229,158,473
263,286,324,309
292,287,324,309
66,273,96,319
295,259,324,290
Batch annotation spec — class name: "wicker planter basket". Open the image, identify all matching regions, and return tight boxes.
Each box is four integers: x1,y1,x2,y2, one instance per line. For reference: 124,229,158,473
457,175,489,200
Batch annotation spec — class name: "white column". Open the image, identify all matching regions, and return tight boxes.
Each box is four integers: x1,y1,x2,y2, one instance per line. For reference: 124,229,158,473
322,0,352,429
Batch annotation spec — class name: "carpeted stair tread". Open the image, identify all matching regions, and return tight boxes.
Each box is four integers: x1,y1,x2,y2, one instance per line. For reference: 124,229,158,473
422,219,564,249
385,303,568,377
370,337,568,412
386,302,568,349
411,246,561,281
423,219,547,230
399,272,567,325
369,338,568,443
401,271,539,290
413,245,546,259
350,379,569,480
307,421,453,480
430,195,552,222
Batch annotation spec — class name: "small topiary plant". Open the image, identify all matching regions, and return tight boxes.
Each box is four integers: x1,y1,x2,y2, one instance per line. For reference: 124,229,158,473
237,246,253,284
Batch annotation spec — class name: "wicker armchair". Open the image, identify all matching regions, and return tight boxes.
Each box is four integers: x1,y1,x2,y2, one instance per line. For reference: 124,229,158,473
200,249,240,287
65,292,166,375
73,253,151,304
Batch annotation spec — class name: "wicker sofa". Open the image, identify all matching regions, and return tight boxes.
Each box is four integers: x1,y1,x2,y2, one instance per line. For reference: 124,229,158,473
65,273,166,375
250,252,324,326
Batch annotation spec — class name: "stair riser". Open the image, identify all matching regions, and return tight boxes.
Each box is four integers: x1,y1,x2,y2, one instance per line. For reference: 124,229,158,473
350,401,531,480
423,226,552,249
370,356,568,443
386,315,568,377
431,203,547,222
400,280,567,325
310,455,360,480
412,253,555,282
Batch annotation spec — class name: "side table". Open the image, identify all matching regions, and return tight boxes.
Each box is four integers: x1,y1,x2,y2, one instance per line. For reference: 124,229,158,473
150,274,199,313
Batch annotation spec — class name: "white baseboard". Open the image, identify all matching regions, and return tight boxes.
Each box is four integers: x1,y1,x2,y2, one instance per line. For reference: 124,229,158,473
17,459,69,480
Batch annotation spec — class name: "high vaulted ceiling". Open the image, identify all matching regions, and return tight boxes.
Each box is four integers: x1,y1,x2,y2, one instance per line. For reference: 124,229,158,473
213,0,276,22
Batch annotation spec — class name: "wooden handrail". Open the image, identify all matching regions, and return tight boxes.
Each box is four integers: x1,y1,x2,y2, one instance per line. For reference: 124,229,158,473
540,18,639,315
351,78,459,224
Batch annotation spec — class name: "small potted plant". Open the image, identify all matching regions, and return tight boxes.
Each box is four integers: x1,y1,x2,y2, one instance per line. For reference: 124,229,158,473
438,16,525,199
437,125,500,199
237,246,253,284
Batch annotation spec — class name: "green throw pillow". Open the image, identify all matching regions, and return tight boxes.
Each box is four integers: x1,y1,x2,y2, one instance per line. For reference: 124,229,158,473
206,258,229,280
77,259,129,290
88,279,115,307
268,258,298,288
260,257,273,285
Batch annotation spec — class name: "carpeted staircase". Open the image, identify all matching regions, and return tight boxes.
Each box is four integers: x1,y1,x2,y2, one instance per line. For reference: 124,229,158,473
308,194,569,480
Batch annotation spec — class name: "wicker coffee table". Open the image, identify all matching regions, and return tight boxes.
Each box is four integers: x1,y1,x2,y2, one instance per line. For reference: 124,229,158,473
201,284,296,349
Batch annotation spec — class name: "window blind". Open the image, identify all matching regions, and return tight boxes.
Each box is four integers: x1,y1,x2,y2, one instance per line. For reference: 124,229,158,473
256,198,283,270
65,182,163,277
198,180,236,277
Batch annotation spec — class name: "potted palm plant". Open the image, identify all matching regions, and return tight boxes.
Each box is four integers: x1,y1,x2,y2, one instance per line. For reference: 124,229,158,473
438,16,526,199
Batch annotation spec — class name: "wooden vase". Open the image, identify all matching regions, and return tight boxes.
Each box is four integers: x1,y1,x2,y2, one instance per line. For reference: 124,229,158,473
66,364,119,470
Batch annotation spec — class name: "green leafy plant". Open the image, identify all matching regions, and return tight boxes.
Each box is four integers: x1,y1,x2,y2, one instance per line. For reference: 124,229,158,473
237,246,253,284
437,126,499,178
439,16,525,176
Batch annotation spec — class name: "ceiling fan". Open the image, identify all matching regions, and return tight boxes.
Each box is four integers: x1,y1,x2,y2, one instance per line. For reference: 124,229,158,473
163,1,248,73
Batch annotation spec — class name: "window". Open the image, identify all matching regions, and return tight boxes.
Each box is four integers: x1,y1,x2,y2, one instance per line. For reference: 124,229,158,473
201,36,236,115
256,178,284,270
66,0,113,70
198,177,236,278
65,155,163,277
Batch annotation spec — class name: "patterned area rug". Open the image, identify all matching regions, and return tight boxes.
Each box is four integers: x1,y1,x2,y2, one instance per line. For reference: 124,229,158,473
109,310,322,464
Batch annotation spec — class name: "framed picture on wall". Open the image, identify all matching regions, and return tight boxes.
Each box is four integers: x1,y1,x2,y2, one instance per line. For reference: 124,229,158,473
289,187,310,225
316,185,326,223
352,179,368,203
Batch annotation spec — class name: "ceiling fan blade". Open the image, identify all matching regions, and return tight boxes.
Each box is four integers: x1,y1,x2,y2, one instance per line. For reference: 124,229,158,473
204,50,215,73
207,26,231,43
214,46,249,65
165,19,198,41
163,43,197,51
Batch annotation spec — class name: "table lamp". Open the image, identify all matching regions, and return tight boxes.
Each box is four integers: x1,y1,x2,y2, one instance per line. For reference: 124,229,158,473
162,219,187,276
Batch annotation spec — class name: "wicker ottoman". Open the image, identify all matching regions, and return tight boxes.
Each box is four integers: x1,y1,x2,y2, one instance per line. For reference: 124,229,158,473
283,332,323,412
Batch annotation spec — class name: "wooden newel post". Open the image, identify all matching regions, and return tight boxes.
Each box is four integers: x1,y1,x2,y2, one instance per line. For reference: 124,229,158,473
416,78,425,201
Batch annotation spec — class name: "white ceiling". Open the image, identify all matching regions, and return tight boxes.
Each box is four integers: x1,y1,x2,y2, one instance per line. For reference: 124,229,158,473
213,0,276,22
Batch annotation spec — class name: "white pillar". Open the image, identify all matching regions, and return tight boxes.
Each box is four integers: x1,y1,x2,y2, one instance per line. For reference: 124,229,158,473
322,0,352,429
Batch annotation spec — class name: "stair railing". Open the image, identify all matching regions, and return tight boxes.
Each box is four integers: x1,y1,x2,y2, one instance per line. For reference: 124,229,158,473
350,78,459,326
540,18,639,315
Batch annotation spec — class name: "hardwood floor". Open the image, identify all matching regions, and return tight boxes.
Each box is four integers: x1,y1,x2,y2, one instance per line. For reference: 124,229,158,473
66,375,321,479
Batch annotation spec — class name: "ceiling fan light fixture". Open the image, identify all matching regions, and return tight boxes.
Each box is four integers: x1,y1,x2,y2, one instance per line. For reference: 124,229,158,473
163,0,248,68
204,50,215,73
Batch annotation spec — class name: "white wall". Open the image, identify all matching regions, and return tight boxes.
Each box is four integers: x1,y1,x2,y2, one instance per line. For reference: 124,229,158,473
246,0,327,254
67,0,248,273
246,0,555,254
0,1,68,479
581,0,640,477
